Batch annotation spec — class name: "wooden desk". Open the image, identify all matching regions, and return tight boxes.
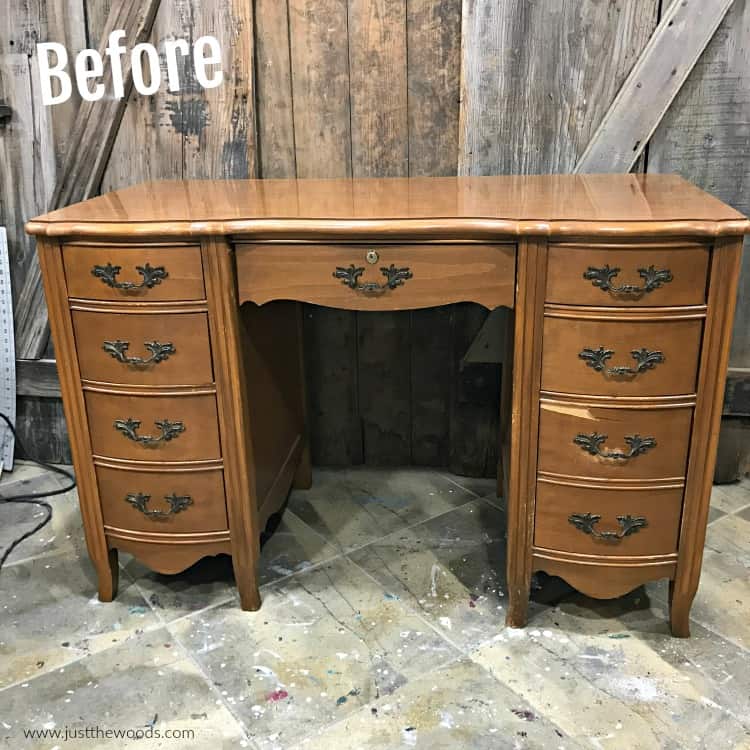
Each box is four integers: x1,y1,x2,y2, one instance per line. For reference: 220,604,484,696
27,174,749,637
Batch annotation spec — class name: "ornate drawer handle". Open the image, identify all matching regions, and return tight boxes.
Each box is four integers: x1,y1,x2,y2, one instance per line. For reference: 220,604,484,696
583,264,673,296
92,262,168,290
579,347,665,377
573,432,656,460
568,512,648,541
114,417,185,445
333,264,412,293
125,492,193,519
103,340,176,366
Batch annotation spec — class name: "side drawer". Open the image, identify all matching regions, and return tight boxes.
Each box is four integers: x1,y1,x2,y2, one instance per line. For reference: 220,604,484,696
97,464,228,534
235,243,516,310
541,315,703,397
534,480,683,556
73,309,213,386
63,244,205,301
546,243,709,307
538,401,693,481
85,390,221,461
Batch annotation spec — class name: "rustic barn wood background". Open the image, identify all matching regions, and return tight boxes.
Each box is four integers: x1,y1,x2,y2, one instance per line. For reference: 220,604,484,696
1,0,748,476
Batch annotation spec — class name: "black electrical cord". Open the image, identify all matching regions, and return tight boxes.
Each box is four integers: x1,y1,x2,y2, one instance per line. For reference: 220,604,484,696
0,412,77,571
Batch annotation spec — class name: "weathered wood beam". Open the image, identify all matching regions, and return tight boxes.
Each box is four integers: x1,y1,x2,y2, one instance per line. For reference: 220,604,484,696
575,0,736,173
17,0,162,360
724,368,750,417
16,359,60,398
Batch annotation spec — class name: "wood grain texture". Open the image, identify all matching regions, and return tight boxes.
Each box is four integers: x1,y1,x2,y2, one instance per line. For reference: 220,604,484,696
16,359,61,398
255,0,296,179
576,0,735,172
100,0,180,192
184,0,256,180
670,237,744,637
506,238,547,628
546,243,710,307
538,401,693,481
532,552,676,601
0,0,84,357
201,236,261,610
36,237,117,600
84,389,221,462
62,243,205,302
348,0,408,179
648,0,750,369
541,316,703,398
459,0,659,175
235,242,516,310
51,0,161,207
534,480,683,557
97,464,228,534
73,309,213,387
288,0,352,178
406,0,461,177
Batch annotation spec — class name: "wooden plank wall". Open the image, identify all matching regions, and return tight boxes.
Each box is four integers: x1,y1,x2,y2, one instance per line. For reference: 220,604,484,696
2,0,749,472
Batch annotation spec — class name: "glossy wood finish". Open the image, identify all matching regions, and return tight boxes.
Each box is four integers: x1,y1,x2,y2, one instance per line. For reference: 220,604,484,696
26,175,750,239
84,389,221,462
236,243,516,310
546,243,710,306
538,400,693,481
73,310,213,386
534,478,683,556
63,243,205,301
541,315,703,397
28,176,748,632
96,463,228,534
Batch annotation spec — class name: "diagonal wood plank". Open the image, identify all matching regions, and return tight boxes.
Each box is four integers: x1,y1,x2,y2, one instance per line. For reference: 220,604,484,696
16,0,161,360
575,0,736,173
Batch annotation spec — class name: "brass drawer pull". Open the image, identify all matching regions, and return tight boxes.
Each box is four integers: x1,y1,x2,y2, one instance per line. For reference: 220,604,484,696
103,340,176,366
574,432,656,460
114,417,185,445
579,347,665,377
92,262,168,290
583,264,672,296
126,492,193,519
333,264,412,294
568,512,648,541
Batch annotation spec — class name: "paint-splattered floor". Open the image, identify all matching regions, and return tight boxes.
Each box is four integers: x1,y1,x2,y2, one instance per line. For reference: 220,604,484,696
1,464,749,749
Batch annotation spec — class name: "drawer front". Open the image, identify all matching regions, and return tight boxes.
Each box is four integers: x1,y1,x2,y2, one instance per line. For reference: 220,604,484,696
546,244,709,307
97,465,228,534
538,402,693,480
63,244,205,301
534,481,682,556
541,316,703,397
85,391,221,461
235,243,516,310
73,310,213,386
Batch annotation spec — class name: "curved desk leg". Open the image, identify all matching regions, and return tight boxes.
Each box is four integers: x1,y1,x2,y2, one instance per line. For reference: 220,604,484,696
203,238,262,612
506,239,548,628
670,237,743,638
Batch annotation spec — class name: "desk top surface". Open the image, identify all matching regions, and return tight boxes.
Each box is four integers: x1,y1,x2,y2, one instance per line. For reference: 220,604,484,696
26,174,750,239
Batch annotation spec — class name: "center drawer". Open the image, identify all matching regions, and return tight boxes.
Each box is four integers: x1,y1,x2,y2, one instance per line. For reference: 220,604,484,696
84,390,221,462
73,310,213,386
235,243,516,310
538,401,693,480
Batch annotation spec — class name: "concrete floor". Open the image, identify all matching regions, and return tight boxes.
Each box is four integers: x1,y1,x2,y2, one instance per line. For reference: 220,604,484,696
0,463,749,749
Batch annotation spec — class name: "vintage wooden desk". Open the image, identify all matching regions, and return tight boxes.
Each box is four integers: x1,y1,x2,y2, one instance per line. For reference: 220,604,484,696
27,174,748,636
